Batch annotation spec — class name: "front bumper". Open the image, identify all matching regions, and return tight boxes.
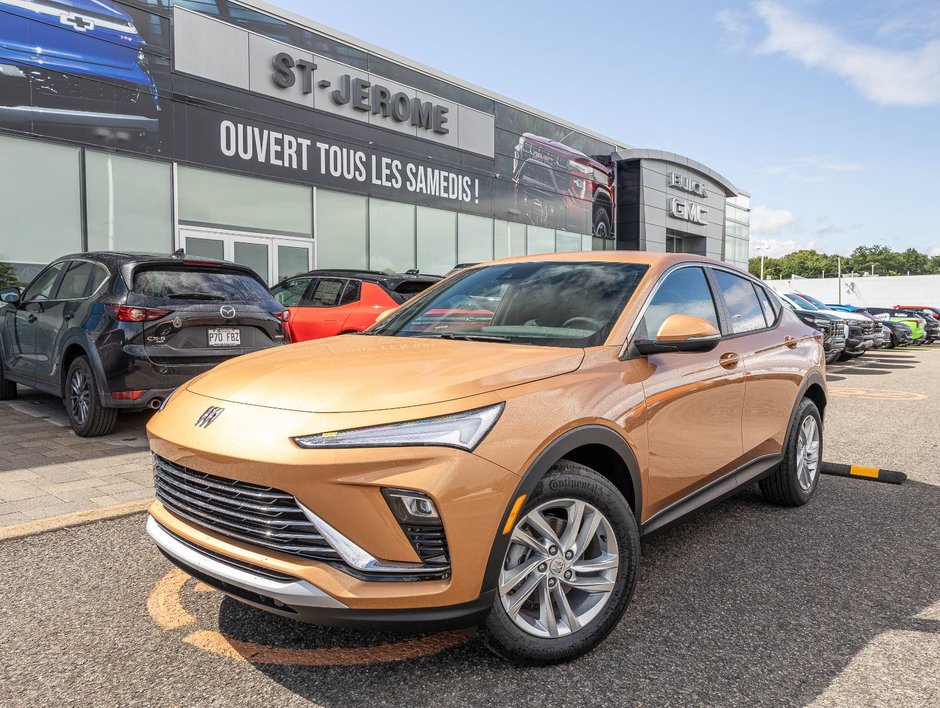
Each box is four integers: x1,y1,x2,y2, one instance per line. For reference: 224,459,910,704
845,335,875,355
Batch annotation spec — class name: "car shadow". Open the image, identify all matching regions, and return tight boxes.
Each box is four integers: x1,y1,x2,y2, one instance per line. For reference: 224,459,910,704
214,477,940,707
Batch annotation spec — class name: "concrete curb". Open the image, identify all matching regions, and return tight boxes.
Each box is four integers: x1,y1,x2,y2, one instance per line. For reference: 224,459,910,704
0,498,152,542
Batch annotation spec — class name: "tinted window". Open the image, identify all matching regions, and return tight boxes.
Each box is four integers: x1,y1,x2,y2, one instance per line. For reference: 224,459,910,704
57,261,107,300
340,280,361,306
271,277,312,307
22,263,65,301
714,270,767,334
372,261,649,348
753,284,776,325
307,279,346,307
132,268,273,303
785,293,819,311
638,267,719,340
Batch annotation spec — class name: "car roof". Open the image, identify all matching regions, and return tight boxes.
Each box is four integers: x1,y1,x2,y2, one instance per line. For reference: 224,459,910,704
465,251,736,270
283,269,441,285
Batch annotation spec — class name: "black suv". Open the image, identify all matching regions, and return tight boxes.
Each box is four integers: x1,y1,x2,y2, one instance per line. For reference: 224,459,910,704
778,298,846,363
0,252,288,436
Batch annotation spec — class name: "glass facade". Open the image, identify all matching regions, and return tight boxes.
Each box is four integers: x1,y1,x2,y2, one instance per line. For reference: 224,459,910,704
724,194,751,271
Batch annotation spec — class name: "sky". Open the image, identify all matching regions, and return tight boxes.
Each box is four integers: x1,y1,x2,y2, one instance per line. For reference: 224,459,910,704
273,0,940,259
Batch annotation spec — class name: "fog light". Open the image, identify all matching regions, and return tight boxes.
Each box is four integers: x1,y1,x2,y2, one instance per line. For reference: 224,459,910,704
382,488,440,523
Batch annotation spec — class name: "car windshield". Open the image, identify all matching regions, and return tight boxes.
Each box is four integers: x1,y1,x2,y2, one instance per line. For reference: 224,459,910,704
797,293,828,309
133,267,274,304
785,293,819,310
369,261,649,348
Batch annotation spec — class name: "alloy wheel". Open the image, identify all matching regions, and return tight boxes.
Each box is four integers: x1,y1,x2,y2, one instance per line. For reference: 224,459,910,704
499,498,619,638
796,415,820,491
69,368,90,427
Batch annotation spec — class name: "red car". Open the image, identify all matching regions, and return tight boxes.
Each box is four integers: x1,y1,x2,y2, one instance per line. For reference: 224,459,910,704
896,305,940,319
270,269,440,342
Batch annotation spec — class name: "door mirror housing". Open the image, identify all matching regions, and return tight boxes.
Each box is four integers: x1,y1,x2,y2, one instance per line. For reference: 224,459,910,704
374,307,397,325
634,314,721,355
0,287,21,304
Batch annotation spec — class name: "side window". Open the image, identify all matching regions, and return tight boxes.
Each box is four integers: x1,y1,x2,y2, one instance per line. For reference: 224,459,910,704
57,261,106,300
306,278,345,307
339,279,361,305
22,262,65,302
753,284,776,325
638,267,720,340
271,277,312,307
713,270,767,334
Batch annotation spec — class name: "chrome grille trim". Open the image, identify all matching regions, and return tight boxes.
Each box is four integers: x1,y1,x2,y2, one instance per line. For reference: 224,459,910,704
153,455,339,561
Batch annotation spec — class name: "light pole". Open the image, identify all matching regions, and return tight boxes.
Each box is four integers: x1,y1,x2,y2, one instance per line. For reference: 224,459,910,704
837,256,842,305
755,245,766,280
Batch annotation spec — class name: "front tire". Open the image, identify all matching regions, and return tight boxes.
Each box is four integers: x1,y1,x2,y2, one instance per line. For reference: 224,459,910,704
65,356,117,437
479,461,639,665
760,398,822,506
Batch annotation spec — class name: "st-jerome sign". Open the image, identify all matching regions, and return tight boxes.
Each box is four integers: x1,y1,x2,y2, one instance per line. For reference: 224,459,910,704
271,52,450,135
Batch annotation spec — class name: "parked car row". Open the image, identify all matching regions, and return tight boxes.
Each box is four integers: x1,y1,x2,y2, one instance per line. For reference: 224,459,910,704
0,252,441,436
771,290,940,363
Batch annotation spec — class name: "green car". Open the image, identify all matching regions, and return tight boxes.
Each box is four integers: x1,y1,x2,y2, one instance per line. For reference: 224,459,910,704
863,309,926,343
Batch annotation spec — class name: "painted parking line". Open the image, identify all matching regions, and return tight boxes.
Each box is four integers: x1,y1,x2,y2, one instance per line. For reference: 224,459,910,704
147,568,471,666
828,388,926,401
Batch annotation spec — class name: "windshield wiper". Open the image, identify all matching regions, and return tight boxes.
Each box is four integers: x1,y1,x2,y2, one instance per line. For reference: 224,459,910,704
431,332,512,343
165,293,225,301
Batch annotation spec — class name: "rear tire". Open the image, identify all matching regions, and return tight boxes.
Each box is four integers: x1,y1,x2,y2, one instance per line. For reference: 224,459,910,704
479,461,639,665
592,205,612,240
760,398,822,507
64,356,117,437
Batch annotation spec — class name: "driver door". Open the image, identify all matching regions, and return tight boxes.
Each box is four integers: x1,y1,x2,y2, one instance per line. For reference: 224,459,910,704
637,266,746,516
9,262,66,379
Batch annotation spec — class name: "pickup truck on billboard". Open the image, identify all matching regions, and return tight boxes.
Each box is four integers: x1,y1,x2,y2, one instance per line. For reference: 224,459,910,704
0,0,160,149
512,133,614,239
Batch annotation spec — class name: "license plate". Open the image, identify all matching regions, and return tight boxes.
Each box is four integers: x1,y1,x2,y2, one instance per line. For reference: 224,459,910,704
208,328,240,347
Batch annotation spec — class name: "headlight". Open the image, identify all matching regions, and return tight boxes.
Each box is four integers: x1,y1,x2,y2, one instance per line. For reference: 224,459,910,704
291,403,504,451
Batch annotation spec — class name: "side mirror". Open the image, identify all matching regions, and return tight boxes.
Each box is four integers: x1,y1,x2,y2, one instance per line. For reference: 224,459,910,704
0,287,21,304
374,307,397,325
634,314,721,355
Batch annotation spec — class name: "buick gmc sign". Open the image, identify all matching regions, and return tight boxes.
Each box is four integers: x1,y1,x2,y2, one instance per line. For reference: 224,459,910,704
667,171,709,225
272,52,450,134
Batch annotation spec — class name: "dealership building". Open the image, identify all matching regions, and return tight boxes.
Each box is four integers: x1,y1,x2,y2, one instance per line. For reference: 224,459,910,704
0,0,750,286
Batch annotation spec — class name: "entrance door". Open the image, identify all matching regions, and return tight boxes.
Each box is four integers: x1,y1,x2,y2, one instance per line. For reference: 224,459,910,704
179,228,312,285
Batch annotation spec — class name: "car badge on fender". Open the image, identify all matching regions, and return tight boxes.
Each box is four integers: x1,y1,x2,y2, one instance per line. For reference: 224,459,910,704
195,406,224,428
172,316,182,328
220,305,236,319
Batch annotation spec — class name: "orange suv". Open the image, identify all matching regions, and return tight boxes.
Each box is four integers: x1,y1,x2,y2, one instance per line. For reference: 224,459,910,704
146,253,826,665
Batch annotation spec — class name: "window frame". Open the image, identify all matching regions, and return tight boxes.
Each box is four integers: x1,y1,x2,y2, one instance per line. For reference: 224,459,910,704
54,259,111,302
622,263,781,358
21,261,68,303
271,276,315,307
302,277,348,308
705,267,779,338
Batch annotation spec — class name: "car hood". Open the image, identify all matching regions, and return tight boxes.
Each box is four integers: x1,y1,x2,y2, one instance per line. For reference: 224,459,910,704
186,335,584,413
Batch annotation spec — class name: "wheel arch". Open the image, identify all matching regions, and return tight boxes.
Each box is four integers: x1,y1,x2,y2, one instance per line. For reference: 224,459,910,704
479,425,642,596
784,371,827,446
59,335,109,402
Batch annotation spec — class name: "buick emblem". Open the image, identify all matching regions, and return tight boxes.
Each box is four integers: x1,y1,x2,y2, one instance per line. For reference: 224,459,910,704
172,316,182,328
195,406,224,428
220,305,236,319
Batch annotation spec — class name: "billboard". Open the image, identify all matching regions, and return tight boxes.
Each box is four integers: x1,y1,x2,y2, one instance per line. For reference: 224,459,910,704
0,0,616,241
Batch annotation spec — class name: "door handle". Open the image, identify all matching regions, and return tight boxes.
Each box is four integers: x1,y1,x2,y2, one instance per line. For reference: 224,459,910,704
64,313,75,321
27,314,37,323
784,335,798,349
719,352,740,370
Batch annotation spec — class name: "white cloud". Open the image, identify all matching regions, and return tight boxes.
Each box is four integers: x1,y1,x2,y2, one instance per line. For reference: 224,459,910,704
797,155,863,172
755,1,940,107
750,205,799,236
931,246,940,257
716,9,751,48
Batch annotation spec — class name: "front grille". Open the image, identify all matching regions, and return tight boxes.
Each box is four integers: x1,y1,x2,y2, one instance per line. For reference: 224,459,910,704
153,455,339,562
815,320,833,336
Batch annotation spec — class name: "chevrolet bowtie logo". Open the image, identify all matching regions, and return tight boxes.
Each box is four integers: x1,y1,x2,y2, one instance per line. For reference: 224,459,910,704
61,13,94,31
195,406,224,428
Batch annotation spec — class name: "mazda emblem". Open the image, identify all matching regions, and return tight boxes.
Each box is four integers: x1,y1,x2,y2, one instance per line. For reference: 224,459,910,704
195,406,224,428
220,305,236,319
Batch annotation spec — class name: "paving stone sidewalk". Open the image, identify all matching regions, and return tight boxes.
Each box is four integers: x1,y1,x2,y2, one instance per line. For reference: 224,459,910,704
0,401,153,528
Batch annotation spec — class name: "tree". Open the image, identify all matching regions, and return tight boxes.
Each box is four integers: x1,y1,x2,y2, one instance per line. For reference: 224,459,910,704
0,260,16,289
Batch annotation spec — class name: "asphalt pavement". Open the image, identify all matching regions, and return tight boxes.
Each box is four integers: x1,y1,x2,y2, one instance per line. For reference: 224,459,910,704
0,347,938,707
